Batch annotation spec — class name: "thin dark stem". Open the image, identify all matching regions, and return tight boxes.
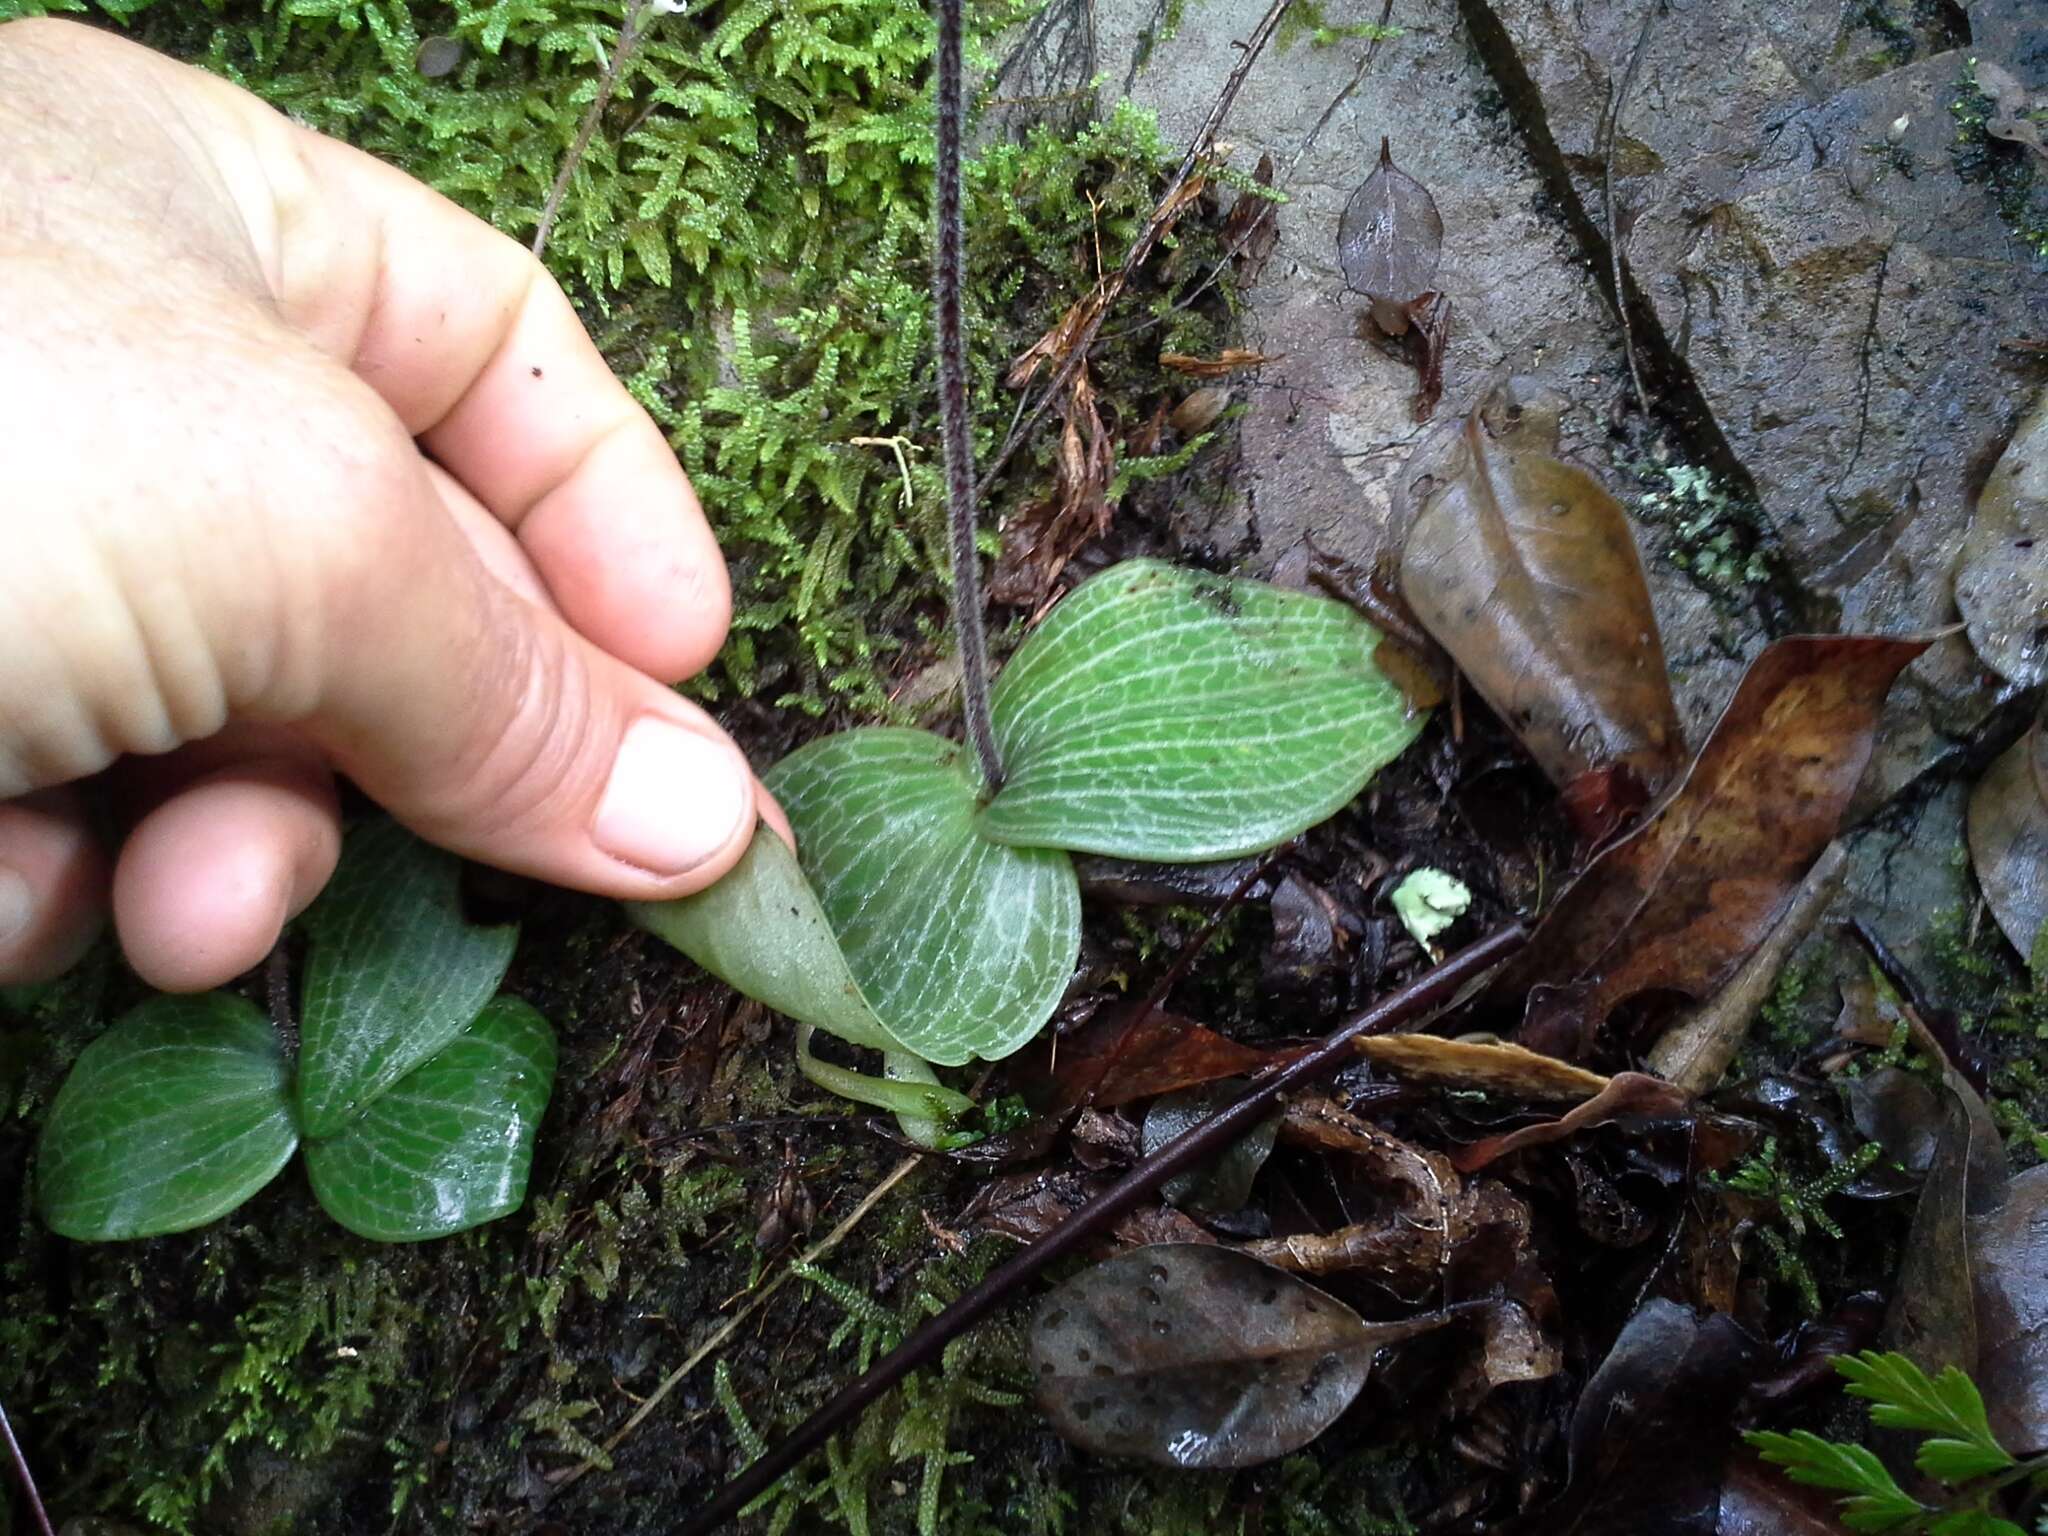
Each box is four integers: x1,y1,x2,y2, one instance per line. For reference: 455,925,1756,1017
1845,917,1991,1096
934,0,1004,794
674,922,1528,1533
532,0,653,261
0,1397,56,1536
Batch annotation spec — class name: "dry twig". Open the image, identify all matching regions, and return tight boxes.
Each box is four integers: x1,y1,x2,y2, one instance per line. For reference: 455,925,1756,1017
532,0,654,262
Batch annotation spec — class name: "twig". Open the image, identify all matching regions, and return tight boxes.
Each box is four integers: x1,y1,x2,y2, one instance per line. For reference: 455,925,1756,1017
0,1397,55,1536
1846,918,1992,1096
546,1152,923,1490
933,0,1004,794
532,0,654,262
1098,0,1397,345
1646,839,1846,1092
981,0,1297,493
674,923,1528,1533
1598,0,1657,413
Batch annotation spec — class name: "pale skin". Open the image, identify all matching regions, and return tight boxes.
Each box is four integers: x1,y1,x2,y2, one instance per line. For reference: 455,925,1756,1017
0,18,790,991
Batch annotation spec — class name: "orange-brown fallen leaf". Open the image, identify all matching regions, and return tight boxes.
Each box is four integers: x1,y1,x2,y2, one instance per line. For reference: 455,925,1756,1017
1495,632,1930,1057
1160,348,1283,377
1450,1072,1691,1172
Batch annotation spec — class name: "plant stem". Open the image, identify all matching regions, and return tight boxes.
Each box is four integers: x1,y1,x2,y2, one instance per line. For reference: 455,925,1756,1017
0,1396,56,1536
933,0,1004,794
673,921,1528,1534
532,0,653,262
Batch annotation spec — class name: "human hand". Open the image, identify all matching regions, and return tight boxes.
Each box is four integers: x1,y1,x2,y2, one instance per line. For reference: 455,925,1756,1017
0,18,779,992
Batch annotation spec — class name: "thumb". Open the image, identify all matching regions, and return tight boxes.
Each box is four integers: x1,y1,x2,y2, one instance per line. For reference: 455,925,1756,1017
277,401,758,899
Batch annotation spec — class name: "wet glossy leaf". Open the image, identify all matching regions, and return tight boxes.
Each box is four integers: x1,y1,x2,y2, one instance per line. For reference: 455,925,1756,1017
303,997,556,1242
1450,1072,1690,1172
1337,138,1442,310
1400,395,1684,815
297,818,517,1138
1031,1244,1439,1468
1969,1162,2048,1455
982,560,1425,861
1046,1005,1304,1111
1955,388,2048,686
1496,635,1928,1052
1966,722,2048,962
1141,1081,1280,1215
38,994,298,1240
769,729,1081,1067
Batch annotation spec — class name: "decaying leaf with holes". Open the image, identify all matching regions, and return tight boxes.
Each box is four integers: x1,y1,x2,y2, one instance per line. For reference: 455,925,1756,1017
1967,719,2048,964
1399,388,1684,840
1494,634,1929,1058
1031,1243,1453,1467
1955,387,2048,686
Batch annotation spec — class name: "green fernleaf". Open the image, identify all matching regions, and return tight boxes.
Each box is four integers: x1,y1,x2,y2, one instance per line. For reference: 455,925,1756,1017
979,560,1426,860
37,994,298,1240
1836,1352,2014,1475
297,818,518,1138
1746,1430,1926,1532
303,997,556,1242
1919,1437,2019,1484
766,729,1081,1066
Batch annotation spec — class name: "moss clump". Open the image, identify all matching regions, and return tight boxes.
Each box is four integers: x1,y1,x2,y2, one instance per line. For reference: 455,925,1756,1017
1630,459,1782,615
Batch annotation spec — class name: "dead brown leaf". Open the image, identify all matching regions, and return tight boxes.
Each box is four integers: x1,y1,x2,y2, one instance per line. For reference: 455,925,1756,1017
1975,61,2048,166
991,366,1114,609
1338,138,1442,323
1350,1033,1613,1101
1966,720,2048,962
1955,385,2048,686
1160,348,1281,377
1450,1072,1691,1172
1050,1005,1307,1111
1493,633,1929,1056
1399,394,1685,825
1219,151,1280,281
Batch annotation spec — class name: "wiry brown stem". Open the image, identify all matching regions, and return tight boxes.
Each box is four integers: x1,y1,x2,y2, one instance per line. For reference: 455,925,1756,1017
934,0,1004,794
1,1397,55,1536
532,0,653,262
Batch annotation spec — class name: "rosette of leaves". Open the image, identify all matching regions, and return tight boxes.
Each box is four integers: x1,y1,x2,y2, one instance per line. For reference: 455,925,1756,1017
37,820,556,1243
631,559,1423,1136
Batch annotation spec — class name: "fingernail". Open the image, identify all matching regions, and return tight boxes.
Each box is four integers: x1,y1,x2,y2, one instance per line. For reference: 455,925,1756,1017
0,866,32,948
593,718,750,877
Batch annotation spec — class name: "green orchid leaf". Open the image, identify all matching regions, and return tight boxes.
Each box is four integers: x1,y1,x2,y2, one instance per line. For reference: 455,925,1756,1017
629,821,907,1057
303,997,556,1242
37,994,298,1241
981,559,1426,860
765,728,1081,1066
297,818,518,1138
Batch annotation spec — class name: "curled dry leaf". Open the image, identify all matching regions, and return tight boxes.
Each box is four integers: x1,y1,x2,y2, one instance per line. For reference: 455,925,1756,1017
1494,634,1929,1056
1399,391,1683,834
991,366,1114,610
1350,1033,1612,1101
1160,349,1281,377
1220,151,1281,281
1031,1243,1450,1468
1338,138,1442,330
1450,1072,1690,1173
1966,721,2048,963
1954,386,2048,686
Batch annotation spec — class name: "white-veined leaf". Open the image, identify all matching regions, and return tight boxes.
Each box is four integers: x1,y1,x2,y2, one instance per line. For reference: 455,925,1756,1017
980,560,1424,860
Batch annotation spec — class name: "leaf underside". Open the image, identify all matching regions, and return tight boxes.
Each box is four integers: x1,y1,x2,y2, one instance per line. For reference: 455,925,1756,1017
766,729,1081,1066
37,994,299,1241
297,818,519,1138
303,997,557,1242
981,559,1426,861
